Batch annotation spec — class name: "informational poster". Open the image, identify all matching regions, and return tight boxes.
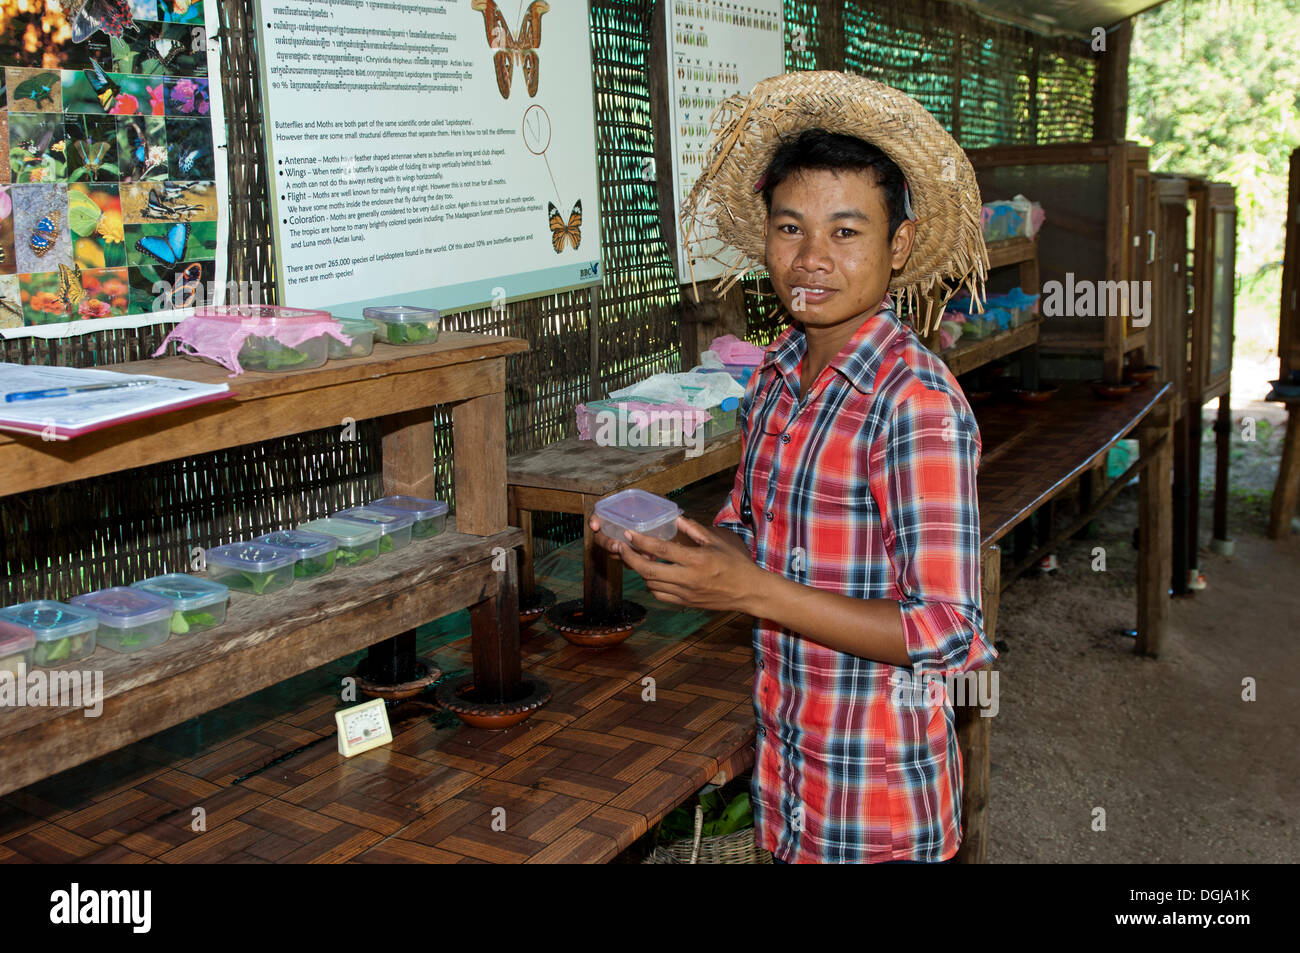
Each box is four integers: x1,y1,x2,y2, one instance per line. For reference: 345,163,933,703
0,0,228,339
666,0,782,284
255,0,603,319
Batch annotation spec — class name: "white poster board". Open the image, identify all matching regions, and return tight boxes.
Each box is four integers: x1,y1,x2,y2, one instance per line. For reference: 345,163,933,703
665,0,783,284
254,0,603,319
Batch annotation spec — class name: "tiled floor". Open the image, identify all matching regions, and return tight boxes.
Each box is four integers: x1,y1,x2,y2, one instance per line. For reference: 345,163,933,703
0,476,756,864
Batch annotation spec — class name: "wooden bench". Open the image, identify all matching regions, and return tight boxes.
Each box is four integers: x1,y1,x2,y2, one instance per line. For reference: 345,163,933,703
0,332,537,797
507,430,741,634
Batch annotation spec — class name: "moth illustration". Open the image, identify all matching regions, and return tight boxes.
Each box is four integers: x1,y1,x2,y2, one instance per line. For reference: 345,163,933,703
470,0,548,99
547,199,581,253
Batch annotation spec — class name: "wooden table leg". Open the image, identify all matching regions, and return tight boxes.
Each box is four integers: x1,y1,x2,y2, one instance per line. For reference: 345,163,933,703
1212,394,1231,545
956,543,999,864
1172,403,1192,594
453,388,508,536
1188,400,1203,576
380,407,440,499
509,489,536,600
1268,407,1300,539
1137,404,1173,657
582,493,623,618
469,556,523,702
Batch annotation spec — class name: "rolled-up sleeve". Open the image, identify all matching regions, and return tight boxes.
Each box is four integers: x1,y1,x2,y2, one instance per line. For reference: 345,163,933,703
876,385,996,677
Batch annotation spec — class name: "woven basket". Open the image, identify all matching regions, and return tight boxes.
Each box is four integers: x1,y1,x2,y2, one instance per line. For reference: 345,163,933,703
643,803,773,864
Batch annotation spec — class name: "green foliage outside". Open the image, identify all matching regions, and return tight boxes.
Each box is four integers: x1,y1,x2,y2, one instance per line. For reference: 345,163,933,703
1128,0,1300,362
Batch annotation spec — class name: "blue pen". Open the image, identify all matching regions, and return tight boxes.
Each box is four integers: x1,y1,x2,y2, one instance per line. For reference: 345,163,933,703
5,380,151,403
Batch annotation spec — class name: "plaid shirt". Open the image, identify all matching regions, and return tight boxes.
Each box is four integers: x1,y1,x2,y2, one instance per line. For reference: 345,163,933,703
714,306,996,863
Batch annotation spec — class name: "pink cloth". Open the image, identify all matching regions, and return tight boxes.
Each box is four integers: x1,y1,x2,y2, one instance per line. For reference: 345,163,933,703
577,399,710,440
154,309,350,376
708,334,765,366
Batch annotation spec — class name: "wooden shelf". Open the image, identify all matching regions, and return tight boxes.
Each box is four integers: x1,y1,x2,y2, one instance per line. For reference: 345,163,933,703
0,520,522,798
985,236,1038,269
942,317,1042,378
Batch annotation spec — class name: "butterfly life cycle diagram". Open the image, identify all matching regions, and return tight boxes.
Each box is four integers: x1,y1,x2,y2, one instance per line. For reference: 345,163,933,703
0,0,226,336
255,0,602,319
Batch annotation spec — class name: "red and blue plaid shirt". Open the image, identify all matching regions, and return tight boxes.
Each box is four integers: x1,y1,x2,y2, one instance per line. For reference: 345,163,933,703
714,305,996,863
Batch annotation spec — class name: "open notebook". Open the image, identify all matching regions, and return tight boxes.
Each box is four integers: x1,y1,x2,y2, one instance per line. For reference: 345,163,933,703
0,363,230,440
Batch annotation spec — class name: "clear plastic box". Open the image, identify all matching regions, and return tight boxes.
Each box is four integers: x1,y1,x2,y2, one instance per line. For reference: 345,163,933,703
0,619,36,676
362,305,442,345
298,517,383,569
593,488,682,542
333,506,415,552
327,317,376,359
369,496,449,539
723,364,756,386
205,542,298,595
195,304,333,373
0,601,99,666
254,529,340,578
71,587,175,654
131,573,230,635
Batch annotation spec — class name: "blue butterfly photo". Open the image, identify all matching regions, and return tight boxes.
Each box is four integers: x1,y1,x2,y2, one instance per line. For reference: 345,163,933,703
164,118,214,180
134,221,189,265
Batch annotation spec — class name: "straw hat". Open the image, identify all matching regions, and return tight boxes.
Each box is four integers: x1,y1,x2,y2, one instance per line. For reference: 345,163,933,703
678,71,988,333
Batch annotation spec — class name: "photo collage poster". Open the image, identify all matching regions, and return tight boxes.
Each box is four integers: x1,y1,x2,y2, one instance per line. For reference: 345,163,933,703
0,0,222,335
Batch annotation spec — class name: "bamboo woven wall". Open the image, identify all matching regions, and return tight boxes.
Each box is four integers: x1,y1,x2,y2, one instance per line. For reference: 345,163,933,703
0,0,1099,603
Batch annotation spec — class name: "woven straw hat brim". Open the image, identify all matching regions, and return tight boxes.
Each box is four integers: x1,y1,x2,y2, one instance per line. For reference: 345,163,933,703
678,71,989,331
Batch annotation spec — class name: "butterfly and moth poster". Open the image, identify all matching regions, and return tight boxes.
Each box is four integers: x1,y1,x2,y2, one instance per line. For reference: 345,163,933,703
666,0,782,284
0,0,227,336
254,0,601,319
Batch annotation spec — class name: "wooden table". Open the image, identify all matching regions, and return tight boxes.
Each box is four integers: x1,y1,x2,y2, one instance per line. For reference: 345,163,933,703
0,332,536,797
1268,397,1300,539
507,431,741,630
955,380,1173,862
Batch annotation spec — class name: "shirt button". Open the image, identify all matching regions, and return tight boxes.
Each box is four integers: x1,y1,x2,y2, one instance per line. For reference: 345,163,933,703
765,511,774,522
781,433,790,444
758,659,765,669
758,726,767,737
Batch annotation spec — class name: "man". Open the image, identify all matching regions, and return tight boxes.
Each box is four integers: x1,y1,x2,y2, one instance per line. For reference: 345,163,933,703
592,72,995,863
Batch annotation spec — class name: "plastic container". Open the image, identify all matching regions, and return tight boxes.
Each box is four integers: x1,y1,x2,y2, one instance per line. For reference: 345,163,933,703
703,398,739,438
362,305,441,345
70,587,174,654
131,573,230,635
194,304,333,372
0,601,99,666
253,529,340,578
723,363,756,386
205,542,298,595
580,398,694,453
593,488,682,542
333,506,415,552
0,619,36,676
298,517,384,569
369,496,449,539
327,317,376,359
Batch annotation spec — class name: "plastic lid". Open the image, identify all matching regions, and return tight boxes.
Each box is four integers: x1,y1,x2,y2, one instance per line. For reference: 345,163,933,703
195,304,331,325
206,542,299,572
254,529,338,558
370,496,449,520
334,317,374,332
333,506,415,535
70,587,174,628
298,517,383,547
0,601,101,641
362,305,441,323
0,619,36,655
132,573,230,611
593,489,683,533
718,396,740,411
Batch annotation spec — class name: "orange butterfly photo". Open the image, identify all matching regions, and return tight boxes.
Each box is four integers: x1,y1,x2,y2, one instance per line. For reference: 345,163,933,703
548,199,581,253
471,0,549,99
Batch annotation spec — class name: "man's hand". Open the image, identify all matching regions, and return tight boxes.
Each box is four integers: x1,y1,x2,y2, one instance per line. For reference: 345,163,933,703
589,514,760,614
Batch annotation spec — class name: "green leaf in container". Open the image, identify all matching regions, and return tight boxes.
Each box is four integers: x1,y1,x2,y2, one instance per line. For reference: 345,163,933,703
68,189,103,237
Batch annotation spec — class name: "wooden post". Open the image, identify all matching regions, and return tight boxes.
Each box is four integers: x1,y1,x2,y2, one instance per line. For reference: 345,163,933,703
1136,400,1172,657
1212,395,1231,543
380,407,440,499
452,389,508,536
1091,19,1132,142
469,556,522,702
956,543,999,864
582,493,623,617
1268,407,1300,538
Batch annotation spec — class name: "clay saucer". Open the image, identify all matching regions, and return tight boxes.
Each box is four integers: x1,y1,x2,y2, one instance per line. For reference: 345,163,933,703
545,598,647,647
435,674,551,730
1124,365,1159,385
1012,385,1058,404
519,586,557,627
1090,379,1137,400
354,657,442,702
